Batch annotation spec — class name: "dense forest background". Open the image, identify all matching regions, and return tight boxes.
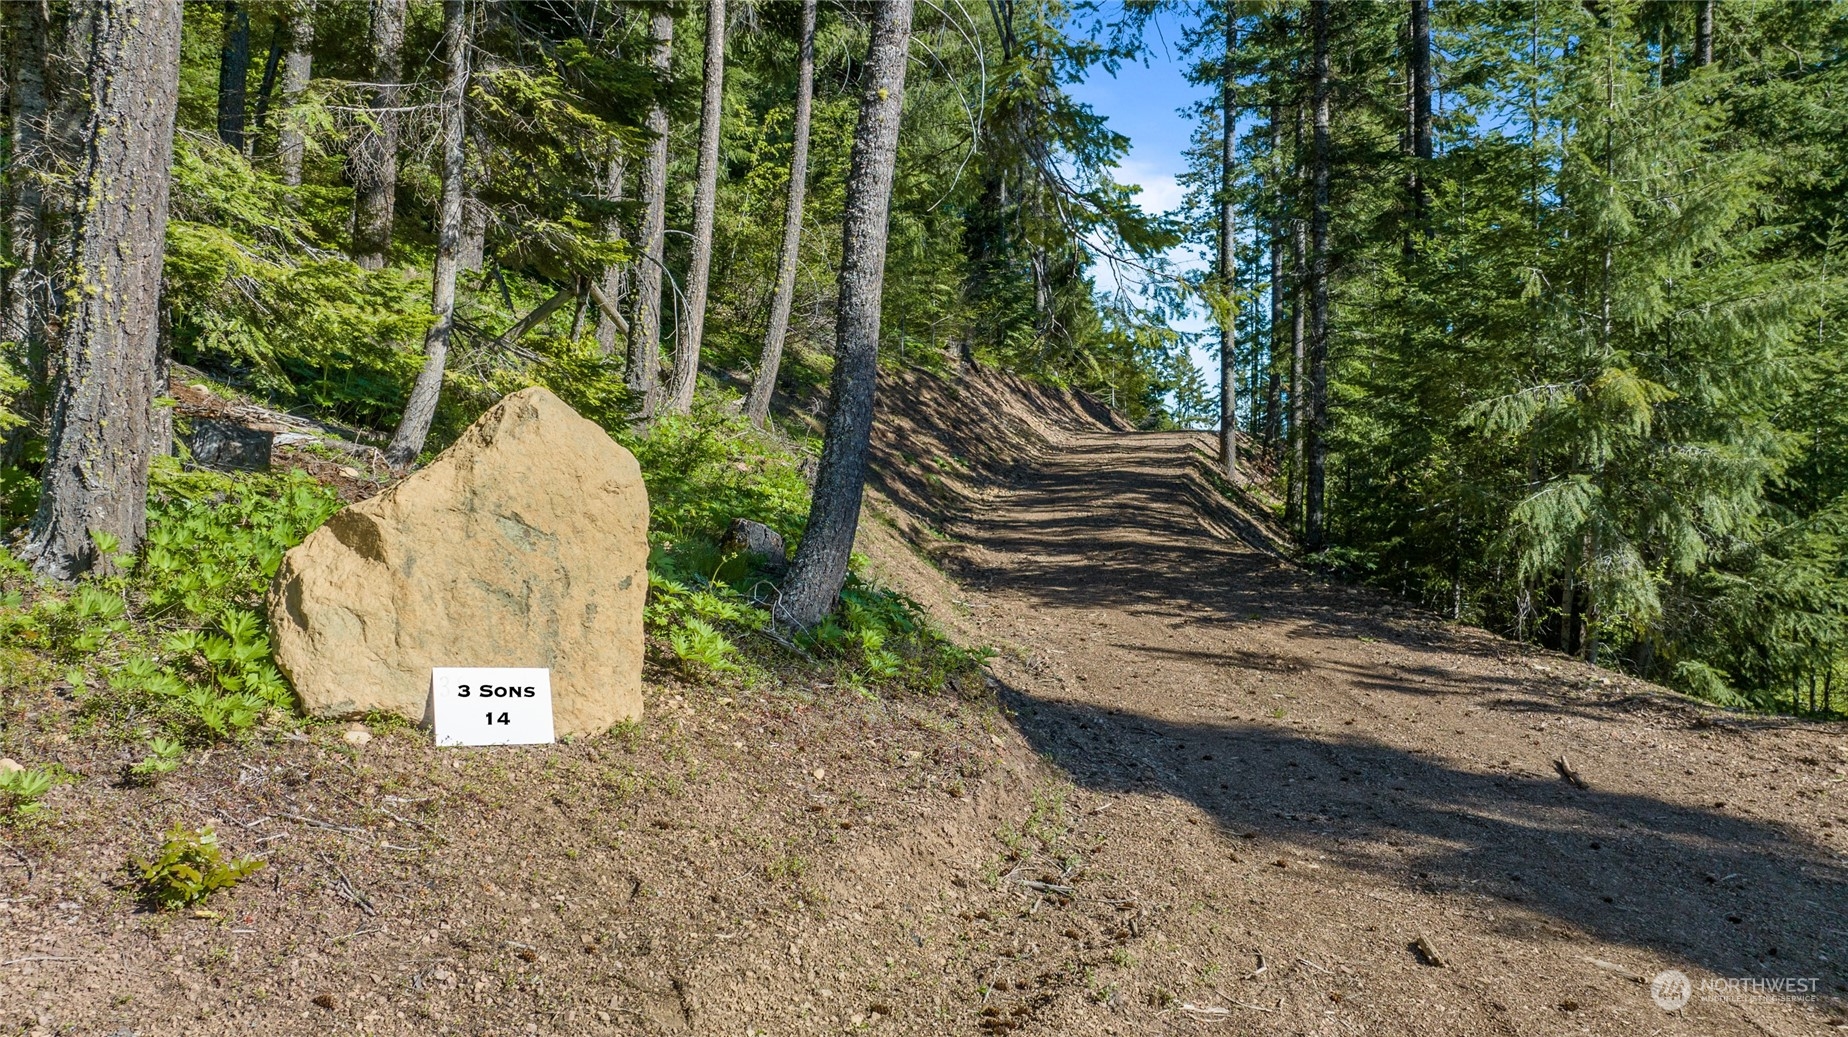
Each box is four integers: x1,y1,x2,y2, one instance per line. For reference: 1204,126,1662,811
1,0,1843,716
1170,0,1848,715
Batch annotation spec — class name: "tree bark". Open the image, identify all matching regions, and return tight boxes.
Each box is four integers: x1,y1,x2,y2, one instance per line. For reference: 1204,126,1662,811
744,0,816,428
661,0,727,416
1286,213,1305,530
350,0,406,269
250,24,283,140
457,115,490,271
385,0,470,468
278,0,314,186
1695,0,1714,67
585,279,629,338
1265,94,1285,454
1216,14,1238,478
2,0,55,466
1407,0,1431,238
1305,0,1332,550
778,0,913,628
217,1,251,150
23,0,181,580
629,7,674,414
489,286,571,352
593,150,627,355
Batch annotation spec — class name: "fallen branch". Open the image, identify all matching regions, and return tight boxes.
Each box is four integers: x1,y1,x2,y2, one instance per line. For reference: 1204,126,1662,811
317,852,378,917
1,957,79,967
1014,879,1075,897
584,279,631,338
329,926,385,944
490,288,573,352
1553,755,1588,789
280,812,367,834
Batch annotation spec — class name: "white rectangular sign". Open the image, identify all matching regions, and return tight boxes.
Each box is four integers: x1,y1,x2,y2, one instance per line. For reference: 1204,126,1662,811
430,667,555,747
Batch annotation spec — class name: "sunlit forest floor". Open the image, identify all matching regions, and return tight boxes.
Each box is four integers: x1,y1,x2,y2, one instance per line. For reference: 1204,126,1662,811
3,370,1844,1035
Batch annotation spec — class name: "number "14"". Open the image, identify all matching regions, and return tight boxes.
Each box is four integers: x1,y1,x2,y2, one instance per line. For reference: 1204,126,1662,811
486,712,509,725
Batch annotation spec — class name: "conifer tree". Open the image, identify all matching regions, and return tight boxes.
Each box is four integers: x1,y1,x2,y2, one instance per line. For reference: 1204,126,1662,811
744,0,816,430
24,0,182,579
277,0,314,186
780,0,914,628
661,0,727,416
1215,15,1238,478
385,0,470,468
629,5,674,414
350,0,405,270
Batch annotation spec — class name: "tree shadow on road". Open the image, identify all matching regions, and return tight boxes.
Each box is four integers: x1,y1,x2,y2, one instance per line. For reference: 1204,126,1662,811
994,675,1848,991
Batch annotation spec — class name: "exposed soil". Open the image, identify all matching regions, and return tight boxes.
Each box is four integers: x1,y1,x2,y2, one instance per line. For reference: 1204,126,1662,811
3,369,1846,1036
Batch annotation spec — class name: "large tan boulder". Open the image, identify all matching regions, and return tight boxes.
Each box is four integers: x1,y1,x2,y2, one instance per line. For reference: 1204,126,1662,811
268,387,647,735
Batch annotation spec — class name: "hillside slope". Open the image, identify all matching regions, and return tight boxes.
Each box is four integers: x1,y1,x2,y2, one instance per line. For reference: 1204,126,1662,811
1,368,1843,1036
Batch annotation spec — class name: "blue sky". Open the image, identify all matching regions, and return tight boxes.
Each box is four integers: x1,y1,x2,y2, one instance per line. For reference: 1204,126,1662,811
1065,8,1220,383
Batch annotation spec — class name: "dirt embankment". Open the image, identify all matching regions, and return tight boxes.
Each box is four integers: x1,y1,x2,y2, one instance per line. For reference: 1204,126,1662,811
3,366,1846,1037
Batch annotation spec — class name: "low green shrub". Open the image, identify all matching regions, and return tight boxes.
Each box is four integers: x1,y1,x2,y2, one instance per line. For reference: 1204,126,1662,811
134,824,265,911
0,460,341,746
127,737,185,783
0,765,56,824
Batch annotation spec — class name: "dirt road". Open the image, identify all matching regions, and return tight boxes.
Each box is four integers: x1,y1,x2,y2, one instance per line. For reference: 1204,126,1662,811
5,385,1845,1037
953,428,1848,1035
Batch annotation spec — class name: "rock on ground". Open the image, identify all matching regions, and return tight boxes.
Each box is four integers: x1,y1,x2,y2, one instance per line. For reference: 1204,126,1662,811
268,387,647,735
720,518,788,575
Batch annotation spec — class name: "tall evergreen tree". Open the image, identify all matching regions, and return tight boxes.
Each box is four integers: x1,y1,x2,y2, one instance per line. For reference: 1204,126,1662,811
24,0,182,579
629,5,674,414
1215,15,1238,478
216,1,252,150
662,0,727,416
780,0,914,628
277,0,314,186
744,0,816,430
349,0,405,270
1304,0,1332,550
385,0,470,468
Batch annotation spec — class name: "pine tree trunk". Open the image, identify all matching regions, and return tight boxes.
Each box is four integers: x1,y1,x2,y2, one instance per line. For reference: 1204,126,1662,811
2,0,54,467
1406,0,1431,236
457,112,489,271
350,0,405,269
458,196,486,272
661,0,727,416
1263,372,1281,448
1217,15,1238,479
24,0,181,580
778,0,914,628
1286,213,1306,531
1305,0,1332,551
629,8,674,415
385,0,469,469
217,2,251,150
745,0,817,429
1695,0,1714,67
278,0,314,186
250,26,283,141
593,150,627,355
1265,95,1285,454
